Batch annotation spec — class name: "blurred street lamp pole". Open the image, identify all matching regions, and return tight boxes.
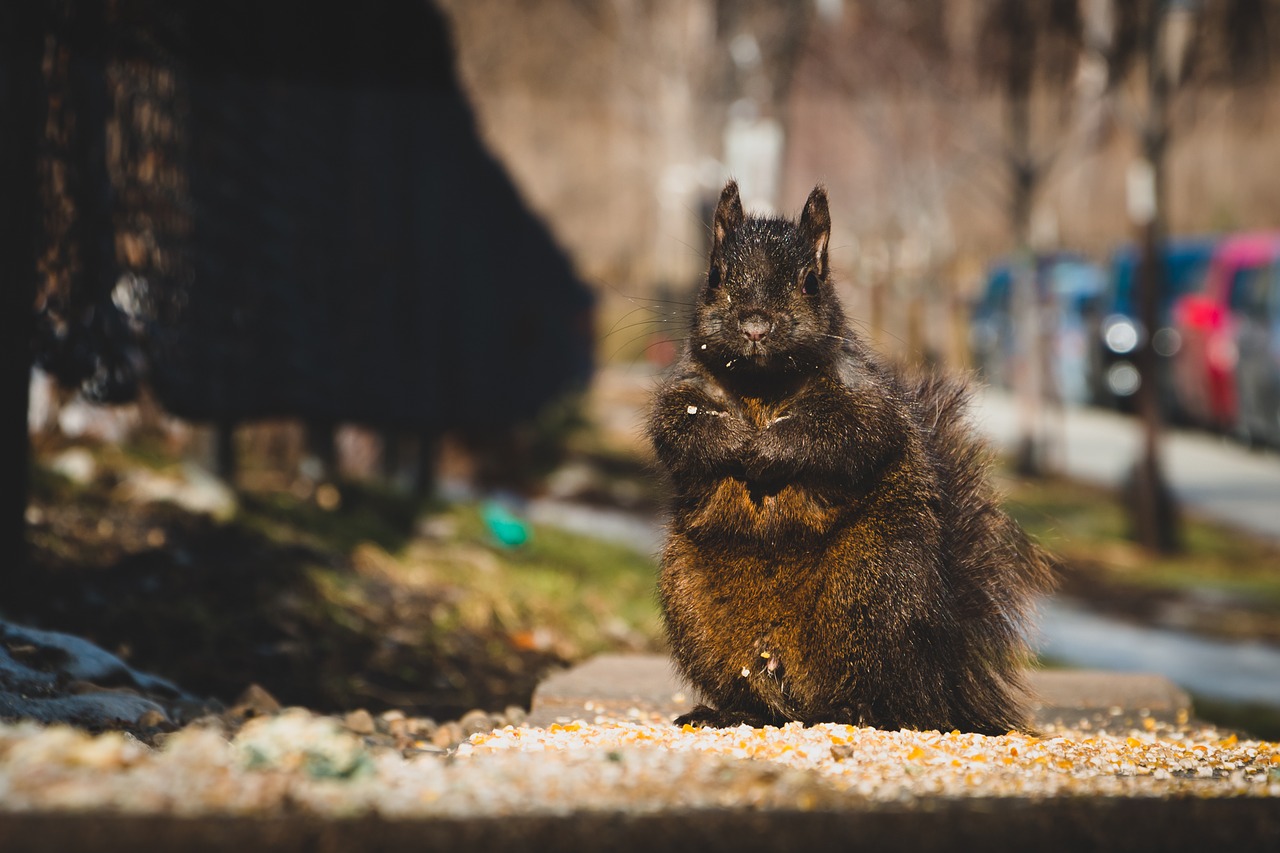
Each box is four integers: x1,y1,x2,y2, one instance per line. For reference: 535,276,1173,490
1128,0,1197,554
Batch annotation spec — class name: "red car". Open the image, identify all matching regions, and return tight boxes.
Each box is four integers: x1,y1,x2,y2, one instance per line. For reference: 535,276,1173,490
1171,232,1280,432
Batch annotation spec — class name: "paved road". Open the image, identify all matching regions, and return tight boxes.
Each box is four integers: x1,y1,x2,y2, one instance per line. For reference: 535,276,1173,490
972,389,1280,544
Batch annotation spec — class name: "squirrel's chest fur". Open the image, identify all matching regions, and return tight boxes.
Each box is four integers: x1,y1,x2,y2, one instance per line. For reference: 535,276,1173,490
678,393,856,543
659,386,937,721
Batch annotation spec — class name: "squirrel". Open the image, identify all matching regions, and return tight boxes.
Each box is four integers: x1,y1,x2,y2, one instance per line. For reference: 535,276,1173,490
647,181,1057,735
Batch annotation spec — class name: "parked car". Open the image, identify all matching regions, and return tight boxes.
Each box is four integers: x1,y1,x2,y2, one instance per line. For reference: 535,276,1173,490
970,252,1104,406
1171,231,1280,433
1233,257,1280,448
970,261,1017,389
1046,257,1106,406
1086,237,1217,417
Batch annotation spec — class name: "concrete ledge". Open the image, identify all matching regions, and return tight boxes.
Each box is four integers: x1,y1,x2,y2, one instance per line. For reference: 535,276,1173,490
529,654,1193,730
1,798,1276,853
0,657,1272,853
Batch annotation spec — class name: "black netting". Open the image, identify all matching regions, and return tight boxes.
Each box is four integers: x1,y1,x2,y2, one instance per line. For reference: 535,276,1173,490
34,0,593,431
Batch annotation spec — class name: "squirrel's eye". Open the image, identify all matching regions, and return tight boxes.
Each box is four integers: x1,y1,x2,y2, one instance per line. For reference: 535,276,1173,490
707,265,721,291
801,270,820,296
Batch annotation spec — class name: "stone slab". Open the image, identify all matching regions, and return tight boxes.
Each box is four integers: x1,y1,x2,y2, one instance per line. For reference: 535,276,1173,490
529,654,1193,730
1,798,1276,853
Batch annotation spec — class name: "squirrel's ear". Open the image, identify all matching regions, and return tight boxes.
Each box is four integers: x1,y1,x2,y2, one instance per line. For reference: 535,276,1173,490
800,185,831,275
712,181,745,250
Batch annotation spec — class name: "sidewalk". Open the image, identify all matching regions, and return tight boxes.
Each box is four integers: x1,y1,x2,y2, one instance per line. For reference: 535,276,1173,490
973,390,1280,543
528,654,1194,732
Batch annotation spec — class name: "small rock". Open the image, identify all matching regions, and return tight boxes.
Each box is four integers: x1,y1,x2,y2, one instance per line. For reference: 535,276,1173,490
343,709,375,735
407,717,438,738
50,448,97,485
415,515,458,540
504,704,528,726
381,709,408,737
459,709,493,737
137,709,169,729
185,714,231,734
234,710,368,778
228,684,282,721
69,731,142,770
431,721,462,749
402,743,447,759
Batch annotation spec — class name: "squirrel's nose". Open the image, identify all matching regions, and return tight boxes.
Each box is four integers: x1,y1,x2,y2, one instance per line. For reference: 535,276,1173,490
740,313,772,342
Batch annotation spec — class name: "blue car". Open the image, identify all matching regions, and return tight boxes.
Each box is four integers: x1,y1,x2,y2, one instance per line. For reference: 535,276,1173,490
970,253,1104,406
1086,237,1217,416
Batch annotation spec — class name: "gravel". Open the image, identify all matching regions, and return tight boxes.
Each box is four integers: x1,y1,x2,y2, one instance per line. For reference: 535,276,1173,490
1,705,1277,819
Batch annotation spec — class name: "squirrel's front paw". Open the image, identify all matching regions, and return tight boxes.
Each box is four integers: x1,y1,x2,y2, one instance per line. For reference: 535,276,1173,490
745,424,798,484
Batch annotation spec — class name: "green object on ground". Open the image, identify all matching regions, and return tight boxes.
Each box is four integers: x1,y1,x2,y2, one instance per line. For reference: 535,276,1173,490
482,501,530,547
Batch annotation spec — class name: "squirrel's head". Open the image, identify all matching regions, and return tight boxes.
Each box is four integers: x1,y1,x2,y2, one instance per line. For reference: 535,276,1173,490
693,181,845,378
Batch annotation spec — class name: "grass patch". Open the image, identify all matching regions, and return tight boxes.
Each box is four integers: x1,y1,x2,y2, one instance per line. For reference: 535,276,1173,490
20,442,664,719
1000,472,1280,609
238,481,431,555
400,502,663,659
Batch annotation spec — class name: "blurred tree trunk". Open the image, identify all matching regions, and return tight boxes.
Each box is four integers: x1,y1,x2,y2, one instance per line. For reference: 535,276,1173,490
975,0,1085,476
1131,191,1180,553
1127,2,1185,554
1002,1,1050,477
0,4,47,577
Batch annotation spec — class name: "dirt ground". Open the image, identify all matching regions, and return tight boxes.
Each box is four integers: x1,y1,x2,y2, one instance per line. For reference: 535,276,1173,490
11,475,568,727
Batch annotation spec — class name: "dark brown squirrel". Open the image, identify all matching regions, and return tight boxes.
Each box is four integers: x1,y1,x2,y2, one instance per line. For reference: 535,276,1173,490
647,181,1057,735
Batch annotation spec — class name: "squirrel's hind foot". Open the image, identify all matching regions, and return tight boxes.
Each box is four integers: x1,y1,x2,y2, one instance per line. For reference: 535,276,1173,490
674,704,776,729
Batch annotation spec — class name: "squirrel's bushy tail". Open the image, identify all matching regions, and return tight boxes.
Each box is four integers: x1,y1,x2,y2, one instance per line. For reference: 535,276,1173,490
907,372,1058,732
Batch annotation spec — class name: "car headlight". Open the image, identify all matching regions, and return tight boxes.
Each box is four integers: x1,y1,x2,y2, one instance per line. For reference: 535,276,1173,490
1106,362,1141,396
1102,315,1140,354
1152,327,1181,357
